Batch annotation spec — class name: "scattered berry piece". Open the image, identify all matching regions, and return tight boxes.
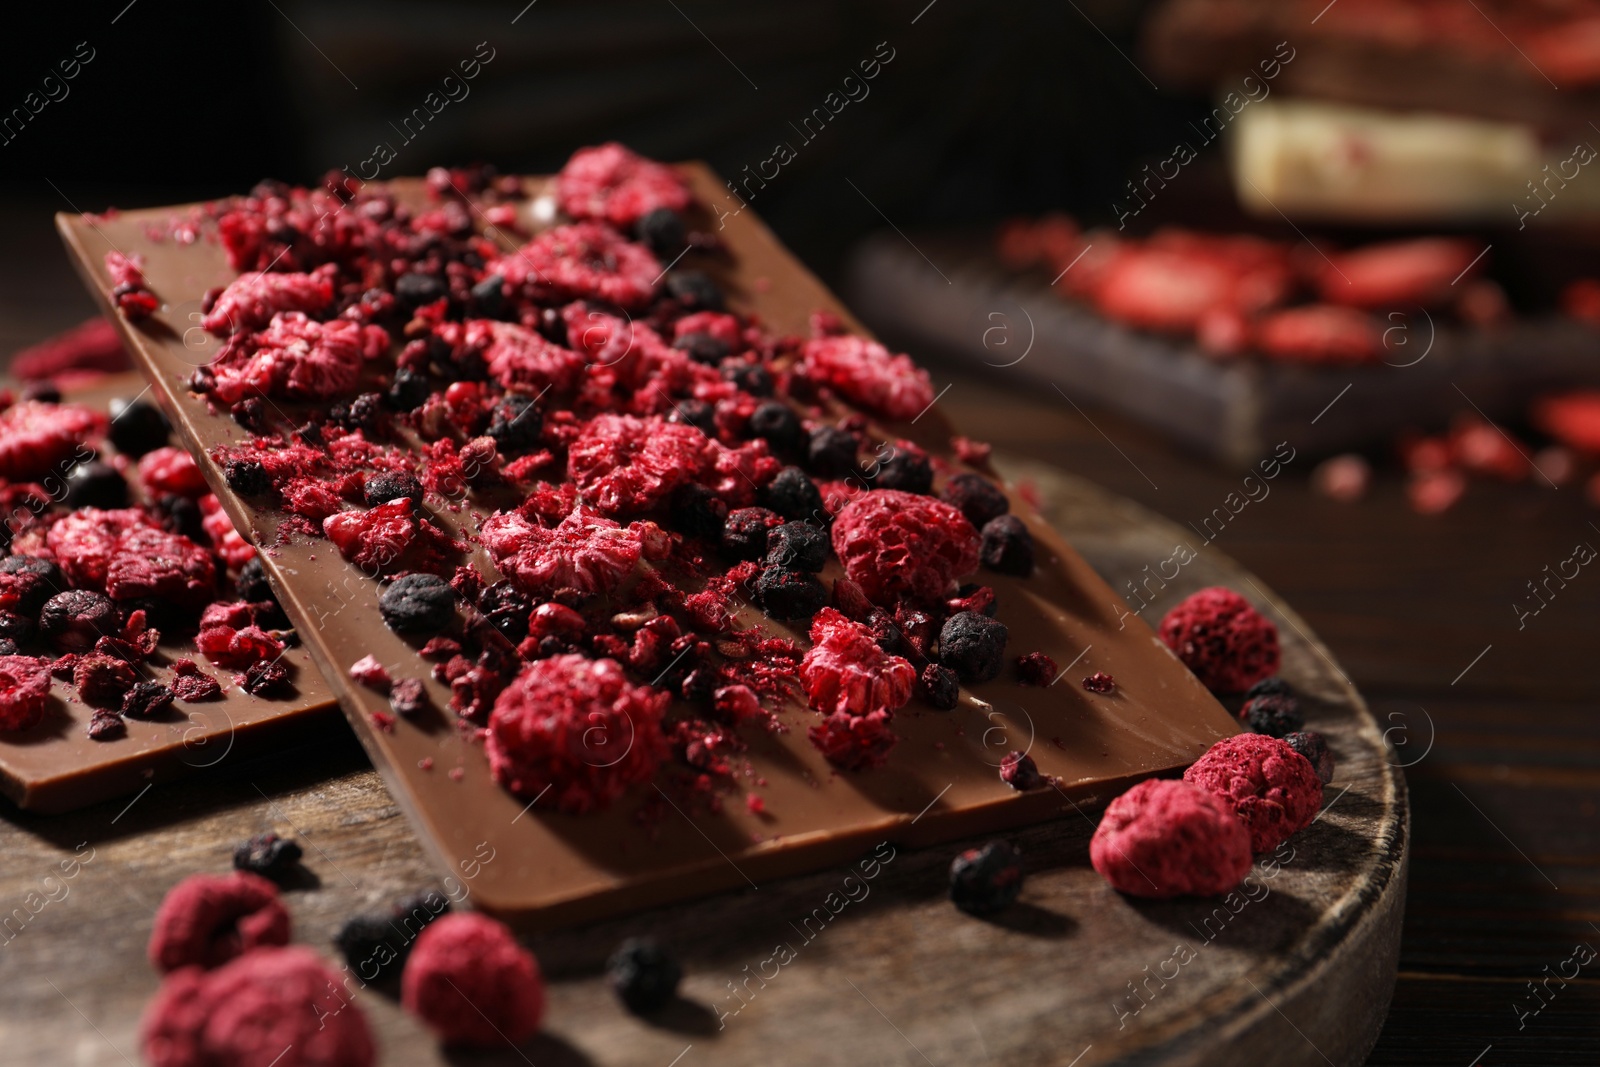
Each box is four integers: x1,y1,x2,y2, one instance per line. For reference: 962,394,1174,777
980,515,1034,576
755,566,827,620
1239,693,1304,738
800,608,916,718
378,573,456,634
1183,733,1322,853
949,840,1025,915
941,473,1009,529
1283,730,1336,784
831,490,980,605
348,655,392,692
919,663,960,710
1158,587,1280,693
232,833,304,883
556,142,692,228
765,520,829,572
1016,651,1056,686
1090,779,1252,898
939,611,1009,683
1000,750,1043,790
147,871,292,973
390,677,430,717
1082,671,1115,694
122,682,175,720
400,912,545,1048
607,937,683,1013
801,335,935,421
0,655,54,731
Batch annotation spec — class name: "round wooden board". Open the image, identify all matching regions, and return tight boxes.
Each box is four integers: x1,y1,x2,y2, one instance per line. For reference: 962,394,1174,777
0,456,1405,1066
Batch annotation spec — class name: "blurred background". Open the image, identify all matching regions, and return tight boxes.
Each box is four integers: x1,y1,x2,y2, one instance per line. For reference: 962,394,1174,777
5,0,1600,1061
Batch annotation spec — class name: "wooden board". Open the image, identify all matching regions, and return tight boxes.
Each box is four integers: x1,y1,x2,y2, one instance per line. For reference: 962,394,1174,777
0,452,1404,1066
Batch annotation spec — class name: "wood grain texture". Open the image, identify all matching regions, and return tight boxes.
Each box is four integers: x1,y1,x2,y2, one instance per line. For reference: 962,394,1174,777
0,455,1404,1066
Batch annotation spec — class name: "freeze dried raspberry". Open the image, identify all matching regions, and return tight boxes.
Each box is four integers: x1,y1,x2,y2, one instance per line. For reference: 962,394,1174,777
556,142,692,228
106,251,159,320
122,682,175,720
481,504,646,597
45,507,153,590
1254,305,1381,364
147,871,291,973
323,498,460,577
500,222,661,308
1450,413,1528,481
401,912,545,1048
800,336,935,421
1407,468,1466,515
1090,779,1253,898
831,490,980,605
202,268,335,336
1082,671,1116,694
348,655,391,691
940,611,1009,683
106,526,218,611
673,310,743,349
137,447,208,499
438,319,586,396
486,654,670,814
196,625,284,670
200,494,258,570
1283,730,1336,784
919,663,960,710
980,515,1034,575
0,400,107,480
1016,652,1056,686
952,436,992,465
1000,750,1043,790
807,708,897,771
941,473,1009,529
0,655,53,731
568,414,718,516
800,608,916,717
140,945,375,1067
949,840,1025,915
208,312,384,404
1158,587,1280,693
171,659,224,702
11,317,129,381
1184,733,1322,853
1239,693,1304,738
74,653,139,708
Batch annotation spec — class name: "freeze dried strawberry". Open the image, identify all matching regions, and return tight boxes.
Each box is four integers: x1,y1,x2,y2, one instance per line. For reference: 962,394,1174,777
45,507,156,590
0,400,106,480
202,267,336,336
497,222,661,309
0,655,53,731
1315,238,1480,310
1254,305,1381,364
481,504,645,597
106,526,218,611
800,608,916,717
198,494,257,570
11,317,130,381
800,336,935,422
1532,391,1600,453
831,490,981,605
322,498,460,577
208,312,385,404
568,414,713,515
196,625,284,670
807,708,897,771
138,446,209,499
486,654,670,814
556,142,692,228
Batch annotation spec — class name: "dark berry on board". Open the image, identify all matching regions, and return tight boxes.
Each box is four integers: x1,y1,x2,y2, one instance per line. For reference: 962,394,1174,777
872,448,933,494
362,471,424,509
387,367,433,411
636,208,688,257
919,663,960,710
666,398,717,434
243,659,292,697
941,473,1009,529
1245,676,1294,702
980,515,1034,576
1000,751,1043,791
107,397,171,457
721,359,773,397
478,581,532,643
233,832,304,883
394,271,447,307
722,507,783,561
673,332,730,366
224,460,272,497
939,611,1009,683
806,425,858,477
665,270,724,311
608,937,683,1014
765,521,828,572
669,483,728,540
755,566,828,621
64,462,130,510
1240,693,1305,738
486,394,543,452
1016,652,1057,686
747,401,805,454
121,682,175,720
949,840,1025,915
761,466,824,522
334,914,409,983
1283,730,1336,784
39,590,117,654
379,574,456,635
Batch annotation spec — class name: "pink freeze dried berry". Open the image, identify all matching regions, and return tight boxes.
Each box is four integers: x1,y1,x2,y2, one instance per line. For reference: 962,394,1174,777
202,268,335,336
0,400,108,481
486,654,670,814
800,336,935,421
481,504,648,597
74,653,140,708
800,608,916,718
556,141,692,228
170,658,223,702
141,945,375,1067
323,498,460,578
105,526,218,611
1158,586,1280,693
0,655,54,731
1090,778,1253,898
1082,671,1116,694
138,447,209,499
1000,750,1044,791
830,490,980,606
501,221,662,309
400,912,545,1048
1183,733,1322,853
1016,651,1056,686
208,312,384,405
147,871,292,973
807,708,898,772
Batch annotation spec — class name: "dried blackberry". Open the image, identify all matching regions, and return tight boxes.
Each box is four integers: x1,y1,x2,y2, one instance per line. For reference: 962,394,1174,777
224,460,272,497
1239,693,1304,738
394,271,447,307
722,507,783,560
765,521,828,572
746,401,804,454
721,359,773,397
669,483,728,540
607,937,683,1013
949,840,1025,915
980,515,1034,576
64,461,129,509
871,448,932,494
665,270,724,310
806,425,858,477
107,397,170,457
379,574,456,634
121,682,175,720
486,394,542,452
387,367,432,411
761,466,823,522
478,580,532,643
233,832,304,883
941,473,1009,529
636,208,687,257
39,590,116,653
919,663,960,710
362,471,424,508
243,659,292,697
939,611,1009,683
673,332,730,365
755,566,827,620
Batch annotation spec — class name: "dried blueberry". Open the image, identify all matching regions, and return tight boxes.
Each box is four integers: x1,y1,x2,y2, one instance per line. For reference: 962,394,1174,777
722,507,783,560
666,269,723,310
21,381,61,404
235,557,275,603
233,832,304,883
334,913,410,983
387,367,432,411
806,425,858,477
871,447,933,494
230,398,268,433
761,466,823,522
362,471,424,509
379,573,456,634
0,611,32,643
486,394,542,452
942,473,1009,529
669,483,728,540
107,397,170,457
608,937,683,1014
746,401,804,454
755,566,827,620
939,611,1009,683
394,271,447,306
39,590,116,653
765,521,828,572
674,332,730,365
666,398,717,434
1239,693,1304,738
980,515,1033,576
919,663,960,710
637,208,688,258
471,273,506,318
224,460,272,497
721,359,773,396
478,580,531,643
153,494,205,540
1283,730,1335,784
949,840,1025,915
121,682,175,720
1246,676,1294,701
64,461,129,510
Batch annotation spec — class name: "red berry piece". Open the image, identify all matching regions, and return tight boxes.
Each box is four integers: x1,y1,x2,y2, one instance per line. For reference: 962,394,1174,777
208,312,383,404
486,654,670,815
1000,750,1043,790
918,662,960,710
800,336,935,421
806,708,898,771
481,504,647,598
567,413,719,516
105,526,218,612
1183,733,1322,853
1090,779,1252,898
1015,651,1056,686
0,400,108,481
170,658,223,702
11,316,128,381
500,221,661,309
202,267,335,336
556,142,692,228
45,507,156,591
196,624,284,670
322,498,460,578
1158,586,1280,693
401,912,545,1048
800,608,916,718
830,490,980,606
0,655,54,731
137,447,209,499
73,653,139,708
1082,671,1115,694
147,871,292,973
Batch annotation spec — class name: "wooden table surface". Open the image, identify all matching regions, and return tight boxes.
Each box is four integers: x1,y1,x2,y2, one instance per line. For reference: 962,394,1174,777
0,204,1595,1063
